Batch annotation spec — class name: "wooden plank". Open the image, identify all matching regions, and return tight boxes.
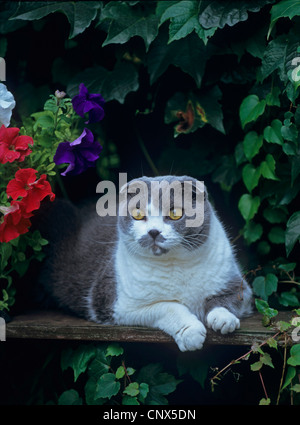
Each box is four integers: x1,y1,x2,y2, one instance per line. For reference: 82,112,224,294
5,310,293,346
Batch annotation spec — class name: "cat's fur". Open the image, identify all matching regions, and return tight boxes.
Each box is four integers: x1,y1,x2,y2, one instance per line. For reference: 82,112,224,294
37,175,253,351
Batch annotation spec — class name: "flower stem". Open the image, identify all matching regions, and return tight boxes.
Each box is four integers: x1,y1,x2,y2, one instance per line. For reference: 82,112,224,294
135,129,159,176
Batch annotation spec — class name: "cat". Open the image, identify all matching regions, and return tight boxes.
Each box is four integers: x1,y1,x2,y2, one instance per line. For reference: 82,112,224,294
37,175,253,352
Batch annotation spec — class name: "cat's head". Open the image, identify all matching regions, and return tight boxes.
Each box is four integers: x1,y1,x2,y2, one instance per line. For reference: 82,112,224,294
118,175,211,257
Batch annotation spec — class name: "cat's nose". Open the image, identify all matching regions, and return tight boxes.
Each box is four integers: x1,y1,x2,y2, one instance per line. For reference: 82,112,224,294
148,229,160,239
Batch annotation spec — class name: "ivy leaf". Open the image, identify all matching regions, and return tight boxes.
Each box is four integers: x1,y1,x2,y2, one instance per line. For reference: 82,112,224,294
252,274,278,301
11,1,101,39
67,62,139,104
243,131,263,160
165,87,224,137
240,95,266,128
255,299,278,319
285,211,300,256
242,164,261,192
260,154,278,180
95,373,121,400
282,366,296,390
137,363,181,405
147,28,212,87
199,0,272,29
268,226,285,244
250,361,263,371
123,382,140,397
58,389,83,406
238,194,260,221
258,36,286,82
243,221,263,243
279,291,300,307
263,119,284,145
100,2,159,51
260,352,274,368
122,395,140,405
106,343,124,357
259,398,271,405
269,0,300,38
115,366,125,379
159,0,217,44
61,345,97,382
287,344,300,366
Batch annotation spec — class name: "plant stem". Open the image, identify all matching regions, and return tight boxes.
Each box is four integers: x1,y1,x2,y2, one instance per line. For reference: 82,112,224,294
259,370,269,400
276,333,287,405
135,129,159,176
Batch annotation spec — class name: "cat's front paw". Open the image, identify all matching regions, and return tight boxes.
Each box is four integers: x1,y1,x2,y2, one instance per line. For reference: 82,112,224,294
174,322,207,352
206,307,240,335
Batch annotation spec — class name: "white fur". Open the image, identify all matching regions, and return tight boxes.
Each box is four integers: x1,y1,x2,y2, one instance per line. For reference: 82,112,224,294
112,207,243,352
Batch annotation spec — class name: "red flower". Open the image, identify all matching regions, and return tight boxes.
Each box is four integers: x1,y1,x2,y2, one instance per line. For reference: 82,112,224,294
6,168,55,213
0,125,33,164
0,201,33,243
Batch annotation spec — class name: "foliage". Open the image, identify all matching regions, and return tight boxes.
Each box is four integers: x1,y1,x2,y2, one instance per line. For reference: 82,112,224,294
1,0,300,405
55,343,181,405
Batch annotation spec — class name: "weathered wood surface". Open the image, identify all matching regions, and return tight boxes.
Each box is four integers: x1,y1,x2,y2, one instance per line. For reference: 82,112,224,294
5,310,293,346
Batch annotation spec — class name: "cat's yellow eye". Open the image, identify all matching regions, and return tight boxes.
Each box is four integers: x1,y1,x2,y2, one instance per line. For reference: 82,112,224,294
131,208,146,220
169,208,183,220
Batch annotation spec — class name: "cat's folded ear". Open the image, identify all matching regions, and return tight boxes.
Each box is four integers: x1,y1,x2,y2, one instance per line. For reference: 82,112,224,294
181,177,208,201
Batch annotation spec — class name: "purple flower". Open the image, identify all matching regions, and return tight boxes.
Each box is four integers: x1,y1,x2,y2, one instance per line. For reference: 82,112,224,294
53,128,102,176
72,83,105,124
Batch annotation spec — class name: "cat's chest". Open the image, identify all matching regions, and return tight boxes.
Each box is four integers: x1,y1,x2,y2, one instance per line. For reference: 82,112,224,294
116,249,219,302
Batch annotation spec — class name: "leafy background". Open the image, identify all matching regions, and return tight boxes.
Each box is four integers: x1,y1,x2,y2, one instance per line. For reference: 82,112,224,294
0,0,300,405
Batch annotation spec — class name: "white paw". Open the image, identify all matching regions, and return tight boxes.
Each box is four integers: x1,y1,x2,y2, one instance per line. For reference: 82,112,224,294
175,322,207,352
206,307,240,335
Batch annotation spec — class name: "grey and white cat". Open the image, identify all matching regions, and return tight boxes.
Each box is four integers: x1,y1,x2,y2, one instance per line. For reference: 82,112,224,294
38,175,253,351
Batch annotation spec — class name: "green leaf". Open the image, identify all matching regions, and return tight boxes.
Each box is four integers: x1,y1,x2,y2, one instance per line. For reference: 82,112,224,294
106,343,124,357
242,131,263,160
279,291,300,307
260,352,274,368
100,2,159,51
115,366,125,379
123,382,139,397
165,87,224,136
137,363,181,405
263,119,284,145
263,207,287,224
67,62,139,104
138,382,149,402
95,373,121,400
61,345,97,382
199,0,272,29
242,164,261,192
0,243,12,271
252,274,278,301
159,0,217,44
291,384,300,392
147,28,211,87
287,344,300,366
283,366,296,390
285,211,300,256
255,299,278,318
122,395,140,405
251,361,263,371
58,389,83,405
11,1,101,39
265,87,281,106
240,95,266,128
243,221,263,243
259,398,271,405
269,0,300,38
268,226,285,244
238,194,260,221
260,154,278,180
258,36,286,82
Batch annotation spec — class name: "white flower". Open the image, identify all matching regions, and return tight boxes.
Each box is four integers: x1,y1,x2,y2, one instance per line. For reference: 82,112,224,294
0,83,16,127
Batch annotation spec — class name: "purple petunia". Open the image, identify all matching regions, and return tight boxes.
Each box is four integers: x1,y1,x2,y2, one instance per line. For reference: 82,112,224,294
72,83,105,124
53,128,102,176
